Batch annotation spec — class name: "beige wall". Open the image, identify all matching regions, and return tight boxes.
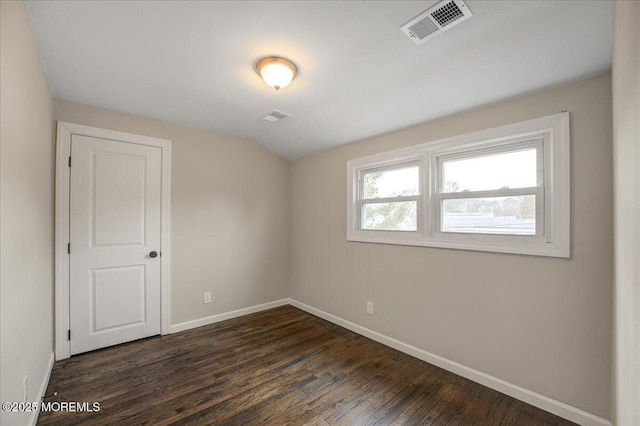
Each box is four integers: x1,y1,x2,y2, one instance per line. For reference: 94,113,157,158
612,1,640,424
54,99,290,325
0,1,55,425
290,74,613,418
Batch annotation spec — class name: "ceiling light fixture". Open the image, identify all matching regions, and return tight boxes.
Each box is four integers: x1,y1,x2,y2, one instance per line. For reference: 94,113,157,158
255,56,298,91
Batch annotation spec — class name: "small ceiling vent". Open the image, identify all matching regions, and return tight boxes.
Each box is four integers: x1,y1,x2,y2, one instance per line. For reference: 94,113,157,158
400,0,472,45
263,110,290,123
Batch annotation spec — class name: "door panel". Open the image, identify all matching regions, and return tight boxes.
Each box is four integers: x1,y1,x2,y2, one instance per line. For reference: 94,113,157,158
92,265,146,332
92,152,147,246
70,134,162,355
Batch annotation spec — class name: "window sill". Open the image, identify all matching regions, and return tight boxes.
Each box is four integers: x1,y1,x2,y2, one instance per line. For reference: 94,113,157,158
346,232,570,258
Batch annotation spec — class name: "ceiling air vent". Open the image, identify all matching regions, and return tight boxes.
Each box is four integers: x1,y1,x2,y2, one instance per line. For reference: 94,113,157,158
263,110,290,123
400,0,472,45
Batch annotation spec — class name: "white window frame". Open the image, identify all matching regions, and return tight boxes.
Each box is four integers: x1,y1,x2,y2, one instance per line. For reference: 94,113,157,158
433,138,545,239
346,112,570,258
358,159,423,235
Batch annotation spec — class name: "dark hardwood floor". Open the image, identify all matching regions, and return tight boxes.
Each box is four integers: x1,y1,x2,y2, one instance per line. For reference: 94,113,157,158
38,306,575,425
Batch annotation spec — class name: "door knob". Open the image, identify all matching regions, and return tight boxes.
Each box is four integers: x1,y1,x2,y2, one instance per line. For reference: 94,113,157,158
149,251,158,258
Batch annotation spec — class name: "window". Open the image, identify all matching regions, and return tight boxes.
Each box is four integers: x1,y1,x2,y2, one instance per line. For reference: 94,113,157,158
360,163,420,231
436,142,542,237
347,113,570,257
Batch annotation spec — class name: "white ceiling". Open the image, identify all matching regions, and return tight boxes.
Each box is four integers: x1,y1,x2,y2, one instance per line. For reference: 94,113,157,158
24,1,613,160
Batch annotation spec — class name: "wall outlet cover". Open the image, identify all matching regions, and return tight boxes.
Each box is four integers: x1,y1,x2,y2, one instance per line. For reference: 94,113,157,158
23,376,28,402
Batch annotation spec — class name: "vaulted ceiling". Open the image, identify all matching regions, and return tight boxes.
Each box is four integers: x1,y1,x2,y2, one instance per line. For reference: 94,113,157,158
25,1,613,160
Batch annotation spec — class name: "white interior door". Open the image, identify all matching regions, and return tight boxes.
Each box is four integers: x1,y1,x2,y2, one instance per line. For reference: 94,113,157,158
69,134,162,355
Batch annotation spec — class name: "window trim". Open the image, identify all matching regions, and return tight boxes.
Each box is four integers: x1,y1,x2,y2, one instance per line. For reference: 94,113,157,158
346,112,570,258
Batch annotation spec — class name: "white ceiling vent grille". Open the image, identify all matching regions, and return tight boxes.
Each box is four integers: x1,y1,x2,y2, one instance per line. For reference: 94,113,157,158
400,0,472,45
263,110,290,123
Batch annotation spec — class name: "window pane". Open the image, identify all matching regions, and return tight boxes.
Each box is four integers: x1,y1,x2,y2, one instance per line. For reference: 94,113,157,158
442,149,537,193
362,201,417,231
363,165,419,199
441,195,536,235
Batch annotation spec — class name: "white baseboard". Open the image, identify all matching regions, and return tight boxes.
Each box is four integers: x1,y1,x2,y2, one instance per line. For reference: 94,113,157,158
169,299,290,334
287,298,610,426
29,352,55,426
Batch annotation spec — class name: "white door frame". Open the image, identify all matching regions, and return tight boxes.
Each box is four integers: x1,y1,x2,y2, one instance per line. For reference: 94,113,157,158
55,121,171,360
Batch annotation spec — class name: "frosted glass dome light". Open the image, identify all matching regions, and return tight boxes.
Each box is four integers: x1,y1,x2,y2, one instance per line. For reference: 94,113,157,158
256,57,298,91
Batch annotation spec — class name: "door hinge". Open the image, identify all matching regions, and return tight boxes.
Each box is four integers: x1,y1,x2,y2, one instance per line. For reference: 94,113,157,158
67,330,71,341
68,156,71,167
67,243,70,254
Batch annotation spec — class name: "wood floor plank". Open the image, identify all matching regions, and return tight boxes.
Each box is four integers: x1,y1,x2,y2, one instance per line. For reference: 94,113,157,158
38,306,577,425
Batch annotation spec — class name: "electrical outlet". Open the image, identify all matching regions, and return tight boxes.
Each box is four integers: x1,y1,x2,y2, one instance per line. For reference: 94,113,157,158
23,376,28,403
367,301,374,315
204,291,212,304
